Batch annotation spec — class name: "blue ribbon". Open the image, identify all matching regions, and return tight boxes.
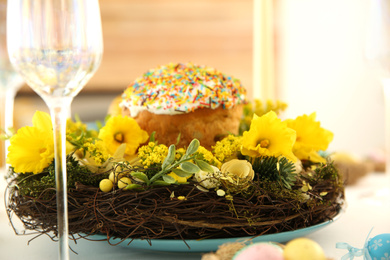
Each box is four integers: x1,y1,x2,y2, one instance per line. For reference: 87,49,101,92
336,228,374,260
336,242,364,260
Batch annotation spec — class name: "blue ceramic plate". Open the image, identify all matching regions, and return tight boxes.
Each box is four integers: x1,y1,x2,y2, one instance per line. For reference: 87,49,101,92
92,212,342,252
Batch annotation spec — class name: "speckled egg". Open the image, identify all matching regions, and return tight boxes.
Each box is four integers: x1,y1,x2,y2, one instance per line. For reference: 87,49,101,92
233,242,284,260
283,238,326,260
367,233,390,260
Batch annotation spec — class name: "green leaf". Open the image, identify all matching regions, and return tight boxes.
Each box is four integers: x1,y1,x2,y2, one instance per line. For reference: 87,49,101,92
180,161,200,173
124,184,143,190
175,132,181,146
151,180,171,186
162,174,176,184
172,168,194,178
185,139,200,157
130,171,149,183
162,145,176,170
95,120,103,130
149,131,156,143
195,160,215,173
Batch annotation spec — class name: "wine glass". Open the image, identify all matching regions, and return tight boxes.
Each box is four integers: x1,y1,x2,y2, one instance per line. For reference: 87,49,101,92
0,1,24,169
7,1,103,259
364,0,390,202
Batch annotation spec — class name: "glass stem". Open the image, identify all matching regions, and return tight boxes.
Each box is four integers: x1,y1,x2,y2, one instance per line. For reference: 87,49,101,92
48,97,72,260
0,91,5,168
4,88,17,166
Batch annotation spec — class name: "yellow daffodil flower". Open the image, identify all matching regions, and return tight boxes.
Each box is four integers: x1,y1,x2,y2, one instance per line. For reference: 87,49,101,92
285,113,333,163
98,115,149,159
241,111,297,162
7,111,54,174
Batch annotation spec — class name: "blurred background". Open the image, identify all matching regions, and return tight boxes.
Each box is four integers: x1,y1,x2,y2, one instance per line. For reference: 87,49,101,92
0,0,385,168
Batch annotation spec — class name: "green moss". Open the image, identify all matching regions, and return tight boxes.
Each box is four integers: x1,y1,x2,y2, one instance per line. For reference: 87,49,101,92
11,154,105,198
315,162,340,181
257,180,303,201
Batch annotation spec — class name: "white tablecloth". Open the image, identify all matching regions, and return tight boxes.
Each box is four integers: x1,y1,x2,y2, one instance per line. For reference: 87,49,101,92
1,170,389,260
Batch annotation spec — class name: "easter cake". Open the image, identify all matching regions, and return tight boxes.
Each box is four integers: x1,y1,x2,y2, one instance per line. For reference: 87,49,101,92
5,64,344,250
118,62,246,149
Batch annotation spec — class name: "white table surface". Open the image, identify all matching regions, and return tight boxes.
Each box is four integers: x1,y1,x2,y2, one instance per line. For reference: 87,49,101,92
1,170,389,260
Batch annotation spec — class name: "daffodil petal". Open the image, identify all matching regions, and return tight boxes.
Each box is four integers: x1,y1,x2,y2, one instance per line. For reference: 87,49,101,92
241,111,297,162
285,112,333,162
32,111,52,132
7,126,54,174
98,115,149,156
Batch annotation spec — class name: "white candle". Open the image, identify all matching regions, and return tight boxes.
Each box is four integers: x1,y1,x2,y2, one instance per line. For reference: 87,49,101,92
253,0,275,101
253,0,262,100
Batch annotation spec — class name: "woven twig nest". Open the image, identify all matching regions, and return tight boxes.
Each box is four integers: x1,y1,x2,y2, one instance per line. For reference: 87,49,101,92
6,172,344,246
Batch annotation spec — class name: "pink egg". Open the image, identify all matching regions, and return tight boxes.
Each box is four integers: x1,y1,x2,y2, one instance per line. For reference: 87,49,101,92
233,242,284,260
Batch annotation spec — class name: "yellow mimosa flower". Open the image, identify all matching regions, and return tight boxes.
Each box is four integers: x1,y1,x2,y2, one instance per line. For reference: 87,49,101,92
213,135,242,163
7,111,54,174
241,111,297,162
66,118,88,137
285,113,333,163
82,140,110,166
98,115,149,158
138,142,168,168
197,146,222,167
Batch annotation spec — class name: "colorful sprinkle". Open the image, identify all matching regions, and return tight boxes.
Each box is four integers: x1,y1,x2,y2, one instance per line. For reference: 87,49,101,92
121,62,247,116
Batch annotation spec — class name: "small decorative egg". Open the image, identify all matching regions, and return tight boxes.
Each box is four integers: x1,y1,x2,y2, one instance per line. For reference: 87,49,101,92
283,238,326,260
367,233,390,260
99,179,113,192
109,171,124,183
233,242,284,260
117,177,132,189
